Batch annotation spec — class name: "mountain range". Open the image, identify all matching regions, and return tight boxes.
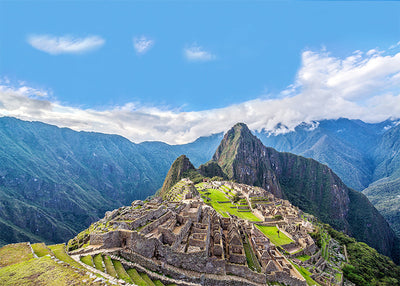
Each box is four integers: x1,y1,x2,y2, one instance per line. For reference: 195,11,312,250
256,118,400,236
1,116,399,263
0,117,222,247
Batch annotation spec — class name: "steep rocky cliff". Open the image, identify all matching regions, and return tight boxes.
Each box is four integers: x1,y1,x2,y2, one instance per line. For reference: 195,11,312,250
207,123,400,263
160,155,196,196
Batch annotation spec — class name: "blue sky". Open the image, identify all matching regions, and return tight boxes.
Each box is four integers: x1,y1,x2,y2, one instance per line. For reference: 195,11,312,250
1,1,400,143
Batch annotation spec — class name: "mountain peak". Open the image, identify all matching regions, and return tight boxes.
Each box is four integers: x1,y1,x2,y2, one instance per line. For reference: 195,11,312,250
160,155,196,196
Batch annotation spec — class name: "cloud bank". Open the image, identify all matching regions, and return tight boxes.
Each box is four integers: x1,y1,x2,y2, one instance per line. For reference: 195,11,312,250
27,34,105,55
1,46,400,144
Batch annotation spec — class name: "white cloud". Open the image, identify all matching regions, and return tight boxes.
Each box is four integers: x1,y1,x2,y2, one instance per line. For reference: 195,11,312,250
1,46,400,144
27,34,105,55
133,36,154,54
389,41,400,50
184,44,215,62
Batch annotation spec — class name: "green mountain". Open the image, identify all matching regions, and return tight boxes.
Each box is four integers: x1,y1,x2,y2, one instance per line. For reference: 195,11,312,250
256,118,400,237
160,154,196,196
204,123,400,263
0,117,221,247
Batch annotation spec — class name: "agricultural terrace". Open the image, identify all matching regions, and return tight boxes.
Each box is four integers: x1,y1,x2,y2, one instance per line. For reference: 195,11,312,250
255,225,294,246
195,183,261,221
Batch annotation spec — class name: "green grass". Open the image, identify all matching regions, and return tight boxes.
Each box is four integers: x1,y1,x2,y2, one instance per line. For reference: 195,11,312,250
243,236,261,272
93,254,104,272
199,188,261,221
154,280,165,286
290,261,320,286
140,272,156,286
0,255,101,285
80,255,94,267
103,255,117,278
31,243,52,257
126,269,149,286
255,226,293,246
112,260,133,283
335,272,342,283
296,254,311,262
48,244,83,269
0,243,34,267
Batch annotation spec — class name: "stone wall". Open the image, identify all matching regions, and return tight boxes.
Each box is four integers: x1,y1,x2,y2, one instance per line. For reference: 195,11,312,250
141,210,174,235
267,272,307,286
131,206,167,230
225,263,266,284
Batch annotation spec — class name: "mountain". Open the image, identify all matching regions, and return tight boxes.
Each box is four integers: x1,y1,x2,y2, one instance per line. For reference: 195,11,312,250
0,117,220,247
204,123,400,263
363,123,400,235
159,155,196,196
256,118,400,237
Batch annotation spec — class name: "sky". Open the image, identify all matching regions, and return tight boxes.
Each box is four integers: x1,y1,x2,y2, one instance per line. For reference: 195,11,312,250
1,1,400,144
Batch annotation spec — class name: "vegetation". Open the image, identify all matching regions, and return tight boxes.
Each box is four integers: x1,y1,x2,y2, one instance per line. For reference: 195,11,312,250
0,255,101,286
112,260,133,283
48,244,83,269
126,268,148,286
80,255,94,267
103,255,117,278
289,261,320,286
296,254,311,262
93,254,104,272
197,186,261,221
243,233,261,272
0,243,34,267
160,155,197,196
255,225,293,246
140,272,156,286
321,224,400,286
31,243,52,257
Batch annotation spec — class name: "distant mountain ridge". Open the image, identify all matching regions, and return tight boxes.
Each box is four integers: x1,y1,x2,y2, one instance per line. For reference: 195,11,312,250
255,118,400,236
0,117,222,246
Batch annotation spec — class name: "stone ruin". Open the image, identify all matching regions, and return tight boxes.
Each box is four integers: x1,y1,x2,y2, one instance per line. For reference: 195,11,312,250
86,197,307,286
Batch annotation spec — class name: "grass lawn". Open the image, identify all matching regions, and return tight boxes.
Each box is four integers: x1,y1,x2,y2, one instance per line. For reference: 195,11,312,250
140,272,156,286
0,255,101,286
199,188,262,221
93,254,104,272
256,225,293,246
296,254,311,262
127,268,148,286
290,261,320,286
48,244,83,269
80,255,94,267
243,234,261,272
154,280,165,286
31,243,53,257
112,260,133,283
0,243,34,267
103,255,117,278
